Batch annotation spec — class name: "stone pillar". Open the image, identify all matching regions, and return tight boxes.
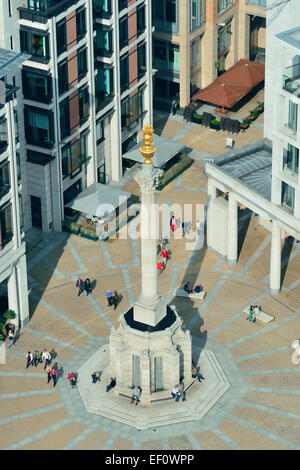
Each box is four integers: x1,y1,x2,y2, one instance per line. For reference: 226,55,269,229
206,179,217,249
227,194,238,265
7,267,20,331
17,254,29,327
270,221,281,295
140,350,151,404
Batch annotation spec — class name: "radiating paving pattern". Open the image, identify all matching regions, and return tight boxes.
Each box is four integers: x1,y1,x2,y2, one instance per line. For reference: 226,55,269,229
1,163,300,450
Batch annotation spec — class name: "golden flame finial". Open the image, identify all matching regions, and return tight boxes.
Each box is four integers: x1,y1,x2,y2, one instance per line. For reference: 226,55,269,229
139,125,156,165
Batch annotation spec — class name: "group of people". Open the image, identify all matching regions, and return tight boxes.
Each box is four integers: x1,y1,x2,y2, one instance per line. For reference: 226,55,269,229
157,238,169,275
172,383,185,402
170,216,203,238
183,281,202,295
76,278,92,296
26,349,52,369
105,290,120,310
246,304,261,322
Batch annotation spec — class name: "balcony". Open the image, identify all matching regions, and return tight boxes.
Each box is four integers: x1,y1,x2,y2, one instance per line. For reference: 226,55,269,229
18,0,81,23
283,63,300,95
93,0,112,19
246,0,266,6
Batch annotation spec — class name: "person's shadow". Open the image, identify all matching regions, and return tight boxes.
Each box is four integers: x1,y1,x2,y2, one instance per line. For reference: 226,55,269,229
57,366,64,379
114,292,123,310
91,280,97,292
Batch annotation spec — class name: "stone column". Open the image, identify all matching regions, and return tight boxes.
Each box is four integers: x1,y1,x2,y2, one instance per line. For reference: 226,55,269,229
227,193,238,265
206,179,217,249
270,221,281,295
7,267,20,331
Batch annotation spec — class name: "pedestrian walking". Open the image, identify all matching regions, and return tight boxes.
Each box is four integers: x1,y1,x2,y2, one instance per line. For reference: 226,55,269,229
172,385,181,402
51,367,59,387
157,261,163,275
84,278,91,296
7,330,15,348
196,220,202,237
170,216,176,233
112,291,119,310
42,349,51,369
76,278,84,296
172,99,179,116
192,367,204,383
46,364,51,383
178,383,186,401
91,371,100,384
26,351,33,368
160,248,168,268
130,386,141,405
106,377,116,392
33,350,41,367
105,290,113,307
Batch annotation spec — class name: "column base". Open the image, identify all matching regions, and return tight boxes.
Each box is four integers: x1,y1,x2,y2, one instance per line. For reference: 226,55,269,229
133,296,166,327
227,259,237,266
270,288,280,295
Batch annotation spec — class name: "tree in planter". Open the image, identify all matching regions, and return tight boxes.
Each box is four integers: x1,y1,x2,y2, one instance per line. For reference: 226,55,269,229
3,310,16,334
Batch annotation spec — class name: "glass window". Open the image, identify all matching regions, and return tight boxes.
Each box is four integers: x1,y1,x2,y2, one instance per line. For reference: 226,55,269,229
58,60,68,95
137,4,146,35
153,40,179,71
20,30,49,63
93,0,112,18
286,144,299,174
119,17,128,49
153,0,178,33
191,37,201,67
218,21,231,54
61,133,87,178
282,182,295,209
56,20,67,56
0,118,8,154
59,99,71,139
96,119,104,144
19,194,24,230
22,70,51,103
78,47,88,79
121,88,144,129
95,27,113,56
0,203,13,250
95,67,114,111
0,160,10,199
138,42,146,79
25,108,53,147
79,86,89,124
191,0,206,32
120,55,129,92
76,7,86,41
218,0,233,13
16,153,21,182
288,100,298,132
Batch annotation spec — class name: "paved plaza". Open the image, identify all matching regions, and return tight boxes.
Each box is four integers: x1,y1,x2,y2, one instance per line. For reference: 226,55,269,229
1,161,300,450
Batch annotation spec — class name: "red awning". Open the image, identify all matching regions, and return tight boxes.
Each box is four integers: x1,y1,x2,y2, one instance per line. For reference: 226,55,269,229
193,59,265,108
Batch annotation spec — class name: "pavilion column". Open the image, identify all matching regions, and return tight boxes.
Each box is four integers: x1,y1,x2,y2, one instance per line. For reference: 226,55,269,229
270,221,281,295
227,193,238,265
206,179,217,249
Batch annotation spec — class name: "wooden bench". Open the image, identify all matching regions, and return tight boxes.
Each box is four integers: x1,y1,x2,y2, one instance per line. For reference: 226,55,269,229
243,306,274,323
173,289,206,300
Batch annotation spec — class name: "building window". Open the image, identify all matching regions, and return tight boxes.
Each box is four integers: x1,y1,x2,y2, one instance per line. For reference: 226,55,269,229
119,17,128,50
153,40,180,72
288,100,298,132
76,7,86,42
10,36,13,50
24,108,53,147
22,70,52,103
247,0,266,6
56,20,67,56
119,0,127,12
58,60,68,95
218,21,232,54
61,133,87,178
153,0,178,33
95,66,114,112
59,86,90,138
191,36,201,68
16,153,21,181
96,119,104,144
59,99,70,139
286,144,299,174
191,0,206,32
78,86,89,125
8,0,12,16
218,0,233,14
0,160,10,199
93,0,112,19
19,195,24,230
120,55,129,92
282,182,295,210
14,110,19,144
20,30,50,63
77,47,88,80
0,203,13,250
0,118,8,154
95,27,113,57
138,42,146,79
121,88,144,129
137,4,146,36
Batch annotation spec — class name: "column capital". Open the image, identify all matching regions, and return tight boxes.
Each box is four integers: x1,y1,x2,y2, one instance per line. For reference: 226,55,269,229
134,168,163,193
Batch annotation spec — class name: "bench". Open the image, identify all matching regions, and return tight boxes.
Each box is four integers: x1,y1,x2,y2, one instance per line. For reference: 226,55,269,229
173,289,206,300
243,306,274,324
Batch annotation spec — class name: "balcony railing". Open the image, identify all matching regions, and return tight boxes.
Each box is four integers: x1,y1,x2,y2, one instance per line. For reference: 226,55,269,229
19,0,81,23
246,0,266,6
283,63,300,95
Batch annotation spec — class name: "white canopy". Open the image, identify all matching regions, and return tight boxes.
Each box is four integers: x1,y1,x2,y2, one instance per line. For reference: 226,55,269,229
65,183,131,217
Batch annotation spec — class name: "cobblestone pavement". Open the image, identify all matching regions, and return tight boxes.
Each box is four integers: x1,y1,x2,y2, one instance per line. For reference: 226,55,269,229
1,162,300,450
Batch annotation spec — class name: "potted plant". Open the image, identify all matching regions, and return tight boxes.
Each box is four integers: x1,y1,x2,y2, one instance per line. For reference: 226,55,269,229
80,225,98,241
210,119,221,130
3,310,16,335
250,109,259,120
192,113,202,124
257,102,264,112
63,221,81,235
242,118,250,125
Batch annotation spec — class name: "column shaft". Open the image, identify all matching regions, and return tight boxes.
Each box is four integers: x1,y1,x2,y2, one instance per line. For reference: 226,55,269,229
140,189,158,302
270,221,281,294
206,179,217,248
227,194,238,265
